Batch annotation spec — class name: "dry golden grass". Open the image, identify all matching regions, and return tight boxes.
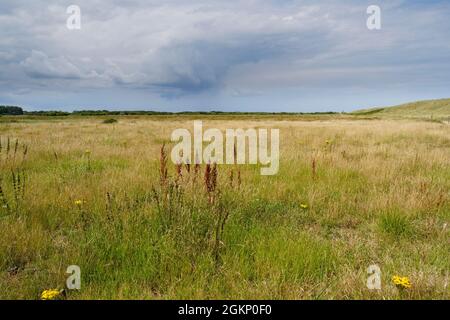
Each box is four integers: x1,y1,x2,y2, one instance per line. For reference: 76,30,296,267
0,116,448,299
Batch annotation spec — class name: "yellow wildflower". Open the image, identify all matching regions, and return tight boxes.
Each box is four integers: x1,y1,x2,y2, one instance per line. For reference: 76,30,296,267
41,289,62,300
300,203,309,209
392,275,412,289
74,200,84,206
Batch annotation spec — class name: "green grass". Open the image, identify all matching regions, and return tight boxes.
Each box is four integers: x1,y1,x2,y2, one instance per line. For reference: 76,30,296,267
0,116,448,300
378,210,414,238
353,98,450,120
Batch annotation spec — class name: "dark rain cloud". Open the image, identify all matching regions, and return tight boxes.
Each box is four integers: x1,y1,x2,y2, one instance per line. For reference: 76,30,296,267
0,0,449,111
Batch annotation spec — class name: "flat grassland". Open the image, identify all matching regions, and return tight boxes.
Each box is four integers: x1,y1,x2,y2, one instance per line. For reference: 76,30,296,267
0,115,448,299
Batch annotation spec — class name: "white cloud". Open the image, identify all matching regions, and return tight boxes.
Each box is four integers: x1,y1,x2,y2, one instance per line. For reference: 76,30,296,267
0,0,449,110
21,50,84,79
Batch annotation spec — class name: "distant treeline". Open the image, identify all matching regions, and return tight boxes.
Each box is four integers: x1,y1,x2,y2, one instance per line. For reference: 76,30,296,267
1,106,341,116
0,106,24,115
68,110,341,116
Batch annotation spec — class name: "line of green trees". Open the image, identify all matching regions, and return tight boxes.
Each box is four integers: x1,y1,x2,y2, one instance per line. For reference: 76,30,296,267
1,106,340,116
0,106,24,115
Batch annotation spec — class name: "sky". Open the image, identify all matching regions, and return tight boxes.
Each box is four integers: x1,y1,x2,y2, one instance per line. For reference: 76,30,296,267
0,0,449,112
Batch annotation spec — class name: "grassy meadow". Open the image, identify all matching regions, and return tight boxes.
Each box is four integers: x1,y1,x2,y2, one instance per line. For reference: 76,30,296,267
353,98,450,120
0,115,449,299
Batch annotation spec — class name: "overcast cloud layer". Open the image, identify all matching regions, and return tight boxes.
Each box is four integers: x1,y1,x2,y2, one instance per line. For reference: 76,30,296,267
0,0,449,112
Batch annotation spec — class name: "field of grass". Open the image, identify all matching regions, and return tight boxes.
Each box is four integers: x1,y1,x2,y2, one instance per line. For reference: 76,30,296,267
353,98,450,120
0,115,449,299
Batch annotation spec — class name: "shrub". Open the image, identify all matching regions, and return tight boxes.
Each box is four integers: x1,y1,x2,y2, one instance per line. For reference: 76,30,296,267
103,118,118,124
378,210,414,238
0,106,23,115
